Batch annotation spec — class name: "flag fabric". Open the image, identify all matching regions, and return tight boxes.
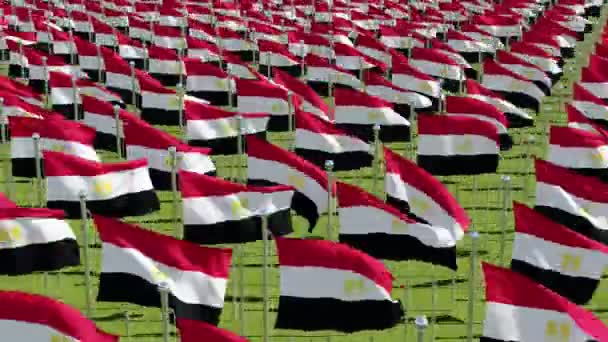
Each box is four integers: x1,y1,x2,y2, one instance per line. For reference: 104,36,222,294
417,114,500,175
82,95,127,152
0,291,118,341
547,125,608,180
44,151,160,219
180,171,294,244
294,110,373,171
480,262,608,342
246,136,331,232
272,68,330,121
384,148,469,241
185,101,269,155
0,207,79,275
482,58,545,112
184,58,234,106
94,215,231,324
10,115,99,178
511,202,608,304
123,113,216,190
534,159,608,245
337,182,457,269
274,237,404,332
177,319,248,342
465,79,534,128
236,78,291,132
572,82,608,128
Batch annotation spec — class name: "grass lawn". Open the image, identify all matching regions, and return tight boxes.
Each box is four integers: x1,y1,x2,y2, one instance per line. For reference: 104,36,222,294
0,10,607,342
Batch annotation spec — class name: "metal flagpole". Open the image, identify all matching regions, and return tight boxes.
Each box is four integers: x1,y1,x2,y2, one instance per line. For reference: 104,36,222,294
113,105,123,158
466,231,480,342
177,83,184,130
129,61,137,110
168,146,180,238
79,191,93,317
123,311,131,342
287,91,294,150
42,57,49,108
71,75,80,120
2,98,13,201
261,214,270,342
32,133,43,207
415,315,428,342
430,265,438,342
372,124,381,196
499,175,511,267
325,160,334,240
159,281,171,342
96,44,103,82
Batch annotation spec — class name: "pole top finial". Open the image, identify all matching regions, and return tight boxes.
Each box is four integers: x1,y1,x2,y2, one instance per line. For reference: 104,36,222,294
325,159,334,170
415,315,428,329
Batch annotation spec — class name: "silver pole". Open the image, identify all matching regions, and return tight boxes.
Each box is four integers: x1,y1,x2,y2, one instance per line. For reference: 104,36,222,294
466,231,480,342
168,146,180,238
79,191,93,317
325,160,334,240
415,315,428,342
430,266,437,342
124,311,131,342
328,74,334,121
176,83,184,129
235,114,243,182
159,281,171,342
96,44,103,82
32,133,43,207
42,57,49,109
0,98,4,144
238,243,246,336
524,135,535,201
113,105,122,158
129,61,137,108
71,75,80,120
499,176,511,267
261,214,270,342
287,91,294,146
372,123,381,196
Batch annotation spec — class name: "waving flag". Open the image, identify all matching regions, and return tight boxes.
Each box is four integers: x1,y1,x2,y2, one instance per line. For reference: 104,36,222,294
465,79,533,128
572,83,608,128
44,151,160,218
337,182,457,269
180,171,294,244
511,202,608,304
480,263,608,342
184,58,233,106
0,291,118,341
274,237,404,332
482,58,544,112
547,125,608,180
94,215,231,324
177,319,248,342
273,68,330,121
236,78,291,132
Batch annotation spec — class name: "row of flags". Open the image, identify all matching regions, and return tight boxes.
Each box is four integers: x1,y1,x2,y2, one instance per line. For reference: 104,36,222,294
0,0,607,339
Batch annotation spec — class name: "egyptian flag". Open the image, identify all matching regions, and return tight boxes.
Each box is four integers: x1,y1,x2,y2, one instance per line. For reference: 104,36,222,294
272,68,330,121
123,114,215,190
0,75,43,106
496,50,552,96
294,110,373,171
44,151,160,219
572,83,608,128
391,62,442,111
534,159,608,245
363,71,432,118
547,125,608,180
384,148,470,241
465,79,533,128
0,207,79,275
180,171,294,244
185,101,269,155
480,263,608,342
0,94,56,120
258,39,301,77
236,78,291,132
49,71,123,120
82,95,129,152
567,104,603,133
304,54,364,96
0,291,118,341
178,319,248,342
417,114,500,176
334,88,410,143
446,29,495,63
73,36,105,82
103,48,139,105
10,115,99,178
510,42,563,83
445,95,513,150
337,182,457,269
184,58,234,106
510,202,608,305
409,47,464,93
274,237,404,332
482,58,545,112
147,44,184,87
117,32,146,69
247,136,331,232
94,215,231,324
17,45,81,93
138,70,183,126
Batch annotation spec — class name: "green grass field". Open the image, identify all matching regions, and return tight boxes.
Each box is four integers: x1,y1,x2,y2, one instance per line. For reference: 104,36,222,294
1,10,607,342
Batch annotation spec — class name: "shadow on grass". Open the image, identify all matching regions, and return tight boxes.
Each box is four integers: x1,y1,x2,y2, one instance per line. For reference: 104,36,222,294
411,277,468,289
436,334,483,340
404,314,465,325
225,295,263,303
476,229,514,235
456,250,489,258
94,312,144,321
132,333,178,338
131,218,177,224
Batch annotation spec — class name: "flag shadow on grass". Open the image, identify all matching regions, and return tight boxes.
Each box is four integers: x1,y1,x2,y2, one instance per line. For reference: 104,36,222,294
410,277,468,289
93,312,144,321
436,334,483,340
224,295,264,303
456,249,489,258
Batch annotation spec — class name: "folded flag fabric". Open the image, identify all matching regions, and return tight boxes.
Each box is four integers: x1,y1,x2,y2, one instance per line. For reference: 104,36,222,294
465,78,533,128
511,202,608,305
274,237,404,332
0,207,79,275
337,181,457,269
534,159,608,245
0,291,118,341
480,262,608,342
44,151,160,218
547,125,608,180
177,319,248,342
180,170,294,244
94,215,231,324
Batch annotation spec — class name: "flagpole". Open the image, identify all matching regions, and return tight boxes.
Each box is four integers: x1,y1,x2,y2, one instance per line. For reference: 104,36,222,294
415,315,428,342
32,133,43,207
79,190,93,318
168,146,180,238
71,75,80,120
325,160,334,240
159,281,171,342
372,123,381,196
177,83,184,130
499,175,511,266
287,91,294,150
235,113,246,336
96,44,103,83
523,135,535,202
123,311,131,342
18,41,26,83
42,57,49,109
261,213,270,342
430,265,437,342
113,105,123,158
2,98,13,201
466,231,480,342
129,61,137,110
